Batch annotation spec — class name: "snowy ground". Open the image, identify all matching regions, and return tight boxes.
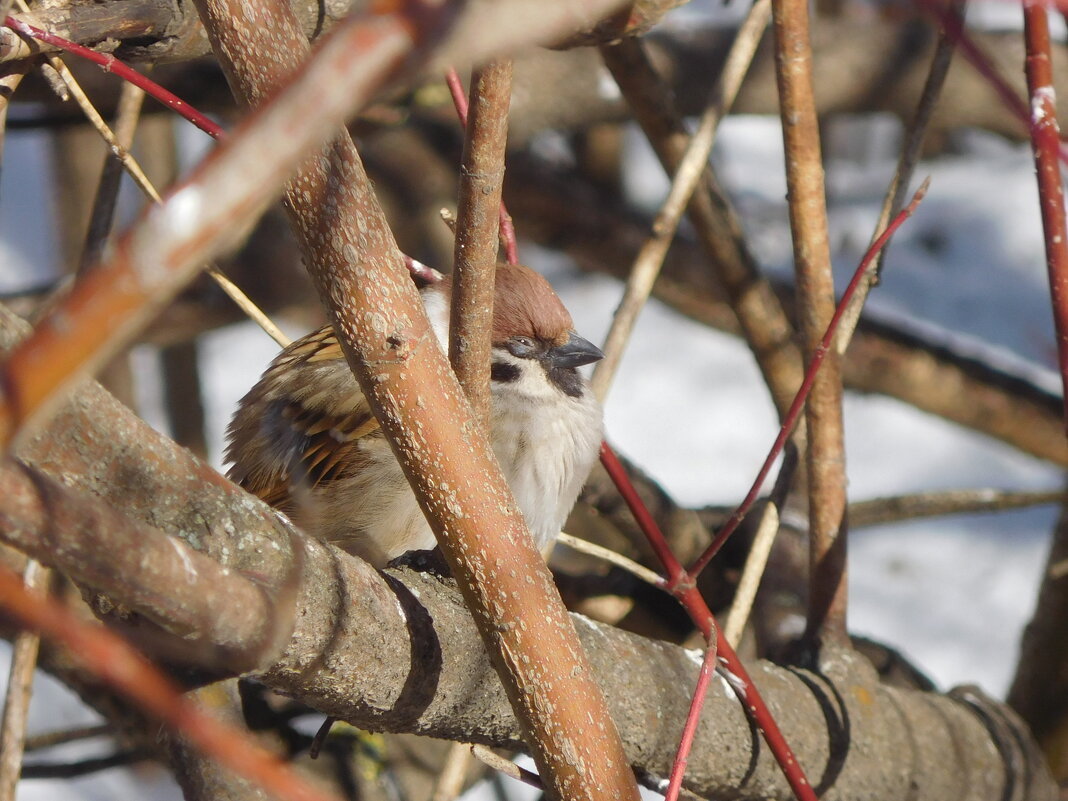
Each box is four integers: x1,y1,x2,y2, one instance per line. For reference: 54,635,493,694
1,25,1064,801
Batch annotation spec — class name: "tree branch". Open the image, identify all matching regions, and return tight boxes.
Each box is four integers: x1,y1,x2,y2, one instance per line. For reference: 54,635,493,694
0,303,1054,799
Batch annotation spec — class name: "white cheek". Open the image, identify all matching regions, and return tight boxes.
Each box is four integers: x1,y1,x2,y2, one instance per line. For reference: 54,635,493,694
420,289,451,353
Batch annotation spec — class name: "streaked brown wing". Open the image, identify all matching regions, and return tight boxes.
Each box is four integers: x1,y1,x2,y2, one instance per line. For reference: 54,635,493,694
226,326,382,513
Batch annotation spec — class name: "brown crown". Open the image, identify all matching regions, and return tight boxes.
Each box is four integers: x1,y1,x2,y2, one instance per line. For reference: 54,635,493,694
490,263,574,346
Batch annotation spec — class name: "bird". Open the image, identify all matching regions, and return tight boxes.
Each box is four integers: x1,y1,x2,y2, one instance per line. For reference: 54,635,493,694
225,263,605,567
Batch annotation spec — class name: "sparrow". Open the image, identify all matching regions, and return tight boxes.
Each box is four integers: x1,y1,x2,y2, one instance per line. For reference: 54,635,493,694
225,263,605,567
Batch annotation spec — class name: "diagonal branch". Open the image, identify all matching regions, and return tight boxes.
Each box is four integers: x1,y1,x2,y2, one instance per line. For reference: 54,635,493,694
592,2,778,403
189,1,638,799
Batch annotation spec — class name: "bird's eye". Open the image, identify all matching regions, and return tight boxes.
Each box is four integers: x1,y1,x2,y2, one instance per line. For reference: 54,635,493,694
508,336,538,357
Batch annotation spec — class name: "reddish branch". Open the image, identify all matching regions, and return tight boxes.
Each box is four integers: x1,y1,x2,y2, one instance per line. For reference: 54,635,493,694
446,67,520,265
3,16,222,137
689,185,929,576
1022,0,1068,426
450,60,513,423
600,443,817,801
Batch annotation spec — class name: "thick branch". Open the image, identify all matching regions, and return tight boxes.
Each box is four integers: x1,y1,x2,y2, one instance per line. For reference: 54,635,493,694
190,1,638,799
0,455,1054,800
0,303,1054,799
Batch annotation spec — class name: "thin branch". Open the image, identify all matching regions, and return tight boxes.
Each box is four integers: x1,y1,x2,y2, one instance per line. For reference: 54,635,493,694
0,62,27,166
599,6,800,418
78,78,146,272
598,443,816,801
723,443,798,646
835,0,962,352
555,532,665,588
663,638,717,801
0,560,48,801
470,746,543,790
850,488,1065,528
771,0,848,644
445,67,519,264
450,59,513,424
1022,0,1068,427
591,1,771,401
24,725,111,752
20,749,152,779
688,183,929,578
430,743,475,801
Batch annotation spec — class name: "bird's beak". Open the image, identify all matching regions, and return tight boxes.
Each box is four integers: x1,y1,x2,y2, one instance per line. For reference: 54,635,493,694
547,332,604,368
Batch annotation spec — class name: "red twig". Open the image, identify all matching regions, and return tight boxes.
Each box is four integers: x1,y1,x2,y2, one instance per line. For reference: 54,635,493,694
687,181,930,579
445,67,519,265
662,637,718,801
917,0,1068,165
0,563,338,801
1023,0,1068,428
6,16,451,295
599,443,815,801
3,16,223,139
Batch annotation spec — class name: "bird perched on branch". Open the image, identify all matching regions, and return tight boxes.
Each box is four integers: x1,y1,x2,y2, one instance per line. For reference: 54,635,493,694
225,263,604,567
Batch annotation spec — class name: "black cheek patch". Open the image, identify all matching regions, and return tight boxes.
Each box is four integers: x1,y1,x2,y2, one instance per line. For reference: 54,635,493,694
491,361,521,383
546,366,584,398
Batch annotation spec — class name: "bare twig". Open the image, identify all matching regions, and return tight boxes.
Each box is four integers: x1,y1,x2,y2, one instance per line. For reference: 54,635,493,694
722,444,798,646
0,62,27,163
450,60,513,424
599,4,800,417
663,639,717,801
850,488,1064,528
688,183,929,578
430,743,475,801
771,0,848,645
835,0,962,352
78,78,147,272
20,749,152,779
591,0,772,401
24,725,111,752
0,559,48,801
470,746,543,790
1022,0,1068,426
555,532,664,588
